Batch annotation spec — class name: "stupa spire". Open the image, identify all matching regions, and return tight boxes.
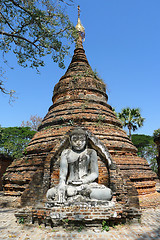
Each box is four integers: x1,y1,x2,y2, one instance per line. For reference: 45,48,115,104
75,5,85,48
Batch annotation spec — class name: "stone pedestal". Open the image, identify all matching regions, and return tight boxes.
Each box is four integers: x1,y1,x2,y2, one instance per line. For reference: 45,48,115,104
15,199,141,228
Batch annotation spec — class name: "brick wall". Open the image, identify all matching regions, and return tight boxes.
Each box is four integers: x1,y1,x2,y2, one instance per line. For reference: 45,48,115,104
0,154,13,190
15,202,141,227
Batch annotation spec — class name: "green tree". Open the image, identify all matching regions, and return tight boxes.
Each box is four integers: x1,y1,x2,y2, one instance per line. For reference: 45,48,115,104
21,115,42,131
153,128,160,139
118,108,145,140
132,134,158,173
0,126,35,159
132,134,154,154
0,0,76,96
153,128,160,178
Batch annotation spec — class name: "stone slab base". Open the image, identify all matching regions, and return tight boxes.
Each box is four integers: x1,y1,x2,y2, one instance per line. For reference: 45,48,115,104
15,202,141,228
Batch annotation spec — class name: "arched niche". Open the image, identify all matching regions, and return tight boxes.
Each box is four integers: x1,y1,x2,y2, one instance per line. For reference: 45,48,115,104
49,127,113,188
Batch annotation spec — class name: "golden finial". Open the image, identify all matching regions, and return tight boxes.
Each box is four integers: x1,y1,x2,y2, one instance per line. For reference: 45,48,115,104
78,5,80,18
75,5,85,44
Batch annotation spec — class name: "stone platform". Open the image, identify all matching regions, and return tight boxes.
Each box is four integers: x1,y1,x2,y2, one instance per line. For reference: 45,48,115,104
15,200,141,228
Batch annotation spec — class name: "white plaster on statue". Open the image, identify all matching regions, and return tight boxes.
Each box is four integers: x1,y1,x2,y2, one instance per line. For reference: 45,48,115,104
46,127,112,204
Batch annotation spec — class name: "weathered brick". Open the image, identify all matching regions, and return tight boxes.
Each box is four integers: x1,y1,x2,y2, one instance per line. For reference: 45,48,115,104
2,31,156,211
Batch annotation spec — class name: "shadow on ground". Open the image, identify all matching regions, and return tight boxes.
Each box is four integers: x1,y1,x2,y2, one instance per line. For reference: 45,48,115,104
136,227,160,240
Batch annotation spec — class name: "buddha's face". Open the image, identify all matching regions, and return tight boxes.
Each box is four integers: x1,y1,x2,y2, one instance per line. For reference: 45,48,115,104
70,133,86,151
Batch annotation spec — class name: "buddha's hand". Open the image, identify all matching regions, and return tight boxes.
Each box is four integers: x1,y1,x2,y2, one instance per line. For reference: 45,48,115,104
57,183,65,203
71,180,83,186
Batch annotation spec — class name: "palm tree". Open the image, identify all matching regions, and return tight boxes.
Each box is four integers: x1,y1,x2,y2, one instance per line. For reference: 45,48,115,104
118,108,145,140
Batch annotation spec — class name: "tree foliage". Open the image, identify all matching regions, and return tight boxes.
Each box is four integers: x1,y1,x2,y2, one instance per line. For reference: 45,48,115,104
21,115,42,131
118,108,145,140
132,134,158,173
0,0,76,95
0,126,35,159
132,134,154,153
153,128,160,179
153,128,160,140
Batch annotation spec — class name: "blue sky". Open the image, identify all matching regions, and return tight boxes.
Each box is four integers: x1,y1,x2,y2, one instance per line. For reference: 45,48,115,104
0,0,160,136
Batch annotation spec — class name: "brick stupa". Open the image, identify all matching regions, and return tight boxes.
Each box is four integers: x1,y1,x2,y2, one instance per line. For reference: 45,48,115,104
3,10,156,207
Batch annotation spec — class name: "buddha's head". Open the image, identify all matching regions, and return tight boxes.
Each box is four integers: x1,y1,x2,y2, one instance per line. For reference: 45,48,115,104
69,128,87,151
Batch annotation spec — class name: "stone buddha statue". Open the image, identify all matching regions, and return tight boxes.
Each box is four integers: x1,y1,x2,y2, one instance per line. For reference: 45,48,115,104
46,128,112,203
